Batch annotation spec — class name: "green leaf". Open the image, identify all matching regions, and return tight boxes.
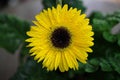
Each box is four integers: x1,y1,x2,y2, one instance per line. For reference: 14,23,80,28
84,59,99,73
62,0,86,13
100,58,112,71
0,14,30,53
118,39,120,46
89,12,104,20
42,0,86,13
108,54,120,74
103,31,117,42
117,36,120,46
85,63,98,73
10,57,69,80
89,58,99,66
42,0,56,9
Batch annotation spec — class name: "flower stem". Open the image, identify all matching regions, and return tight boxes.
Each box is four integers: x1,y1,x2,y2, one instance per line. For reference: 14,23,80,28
56,0,62,6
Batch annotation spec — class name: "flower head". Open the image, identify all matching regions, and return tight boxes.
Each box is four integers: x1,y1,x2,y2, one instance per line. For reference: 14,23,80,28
26,4,94,72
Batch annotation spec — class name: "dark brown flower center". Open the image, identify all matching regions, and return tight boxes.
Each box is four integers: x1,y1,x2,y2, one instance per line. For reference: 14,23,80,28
51,27,71,48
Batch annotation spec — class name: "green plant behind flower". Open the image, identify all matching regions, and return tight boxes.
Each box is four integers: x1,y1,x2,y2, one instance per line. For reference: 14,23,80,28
0,0,120,80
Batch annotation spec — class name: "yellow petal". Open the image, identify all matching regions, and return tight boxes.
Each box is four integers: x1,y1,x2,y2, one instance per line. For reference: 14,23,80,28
59,56,65,72
55,52,61,70
68,50,79,70
62,52,69,71
64,51,74,68
34,49,49,61
43,50,54,67
48,52,56,71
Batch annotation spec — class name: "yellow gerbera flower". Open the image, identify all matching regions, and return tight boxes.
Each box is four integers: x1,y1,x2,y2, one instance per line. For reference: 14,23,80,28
26,4,94,72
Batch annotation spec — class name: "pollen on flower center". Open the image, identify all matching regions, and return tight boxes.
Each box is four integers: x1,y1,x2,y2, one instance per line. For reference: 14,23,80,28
51,27,71,48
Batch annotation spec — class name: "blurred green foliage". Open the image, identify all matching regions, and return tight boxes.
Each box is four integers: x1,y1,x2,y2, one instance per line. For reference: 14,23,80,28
42,0,86,13
0,14,30,53
0,0,120,80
